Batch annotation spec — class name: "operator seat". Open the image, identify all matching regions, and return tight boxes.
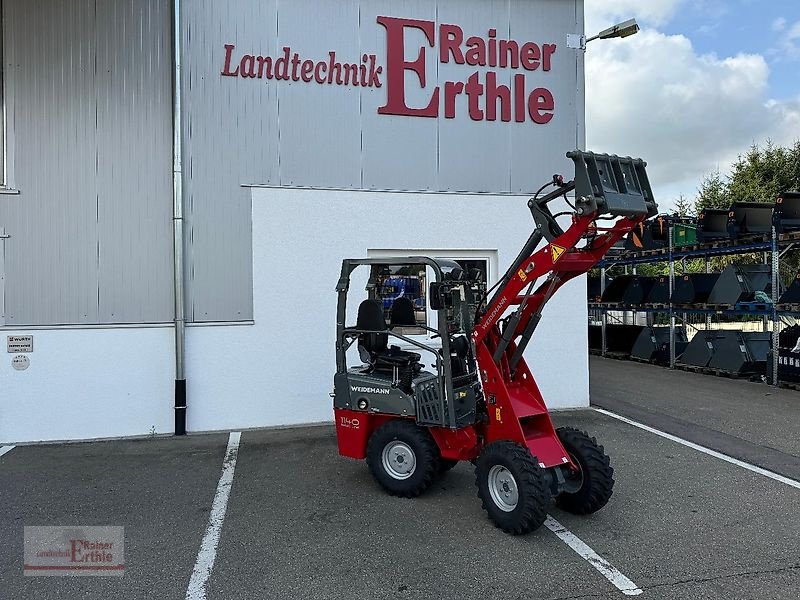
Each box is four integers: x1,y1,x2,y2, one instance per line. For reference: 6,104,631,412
389,296,417,327
356,299,421,373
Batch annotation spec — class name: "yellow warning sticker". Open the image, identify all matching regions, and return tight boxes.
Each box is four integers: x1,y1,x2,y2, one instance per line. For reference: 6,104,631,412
551,244,566,263
517,269,527,282
495,407,502,422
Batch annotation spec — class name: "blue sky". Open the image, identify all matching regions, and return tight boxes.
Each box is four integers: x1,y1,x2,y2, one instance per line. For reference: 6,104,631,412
584,0,800,210
660,0,799,99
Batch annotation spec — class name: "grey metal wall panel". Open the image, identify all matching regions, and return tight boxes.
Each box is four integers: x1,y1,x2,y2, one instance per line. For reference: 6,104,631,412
181,0,280,321
276,0,362,188
3,0,99,325
359,0,439,190
508,0,580,192
0,0,173,326
436,0,512,192
96,0,174,323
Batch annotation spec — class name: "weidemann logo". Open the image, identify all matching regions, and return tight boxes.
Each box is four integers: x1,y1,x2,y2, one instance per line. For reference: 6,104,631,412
351,386,391,395
221,15,558,124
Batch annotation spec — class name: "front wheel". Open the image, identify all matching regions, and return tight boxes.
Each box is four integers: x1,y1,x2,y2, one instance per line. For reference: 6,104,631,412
556,427,614,514
366,420,439,498
474,441,551,535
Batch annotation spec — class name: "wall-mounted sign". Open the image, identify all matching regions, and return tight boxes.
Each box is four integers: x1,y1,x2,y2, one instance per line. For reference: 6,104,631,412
12,354,30,371
7,335,33,353
221,15,558,125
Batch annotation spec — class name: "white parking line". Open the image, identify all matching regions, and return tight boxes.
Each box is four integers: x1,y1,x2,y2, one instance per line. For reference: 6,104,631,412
594,408,800,490
186,431,242,600
0,445,15,458
545,516,643,596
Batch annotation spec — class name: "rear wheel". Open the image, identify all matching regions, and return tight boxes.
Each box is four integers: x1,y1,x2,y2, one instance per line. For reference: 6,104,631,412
474,441,550,534
366,420,439,497
556,427,614,514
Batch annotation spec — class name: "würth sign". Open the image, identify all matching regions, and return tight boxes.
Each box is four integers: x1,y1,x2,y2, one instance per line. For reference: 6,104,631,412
221,16,558,124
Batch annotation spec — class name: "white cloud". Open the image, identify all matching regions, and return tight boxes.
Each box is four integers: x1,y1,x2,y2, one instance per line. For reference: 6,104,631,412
773,20,800,61
584,0,684,32
585,29,800,211
772,16,787,32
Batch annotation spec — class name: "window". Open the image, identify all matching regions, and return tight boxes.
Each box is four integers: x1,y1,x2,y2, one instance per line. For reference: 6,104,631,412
367,249,497,339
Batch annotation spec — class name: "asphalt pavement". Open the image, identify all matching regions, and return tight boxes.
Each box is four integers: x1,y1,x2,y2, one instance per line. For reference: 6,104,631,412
0,359,798,599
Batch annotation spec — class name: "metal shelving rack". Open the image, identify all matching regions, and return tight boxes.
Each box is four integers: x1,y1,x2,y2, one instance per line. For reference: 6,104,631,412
590,225,800,385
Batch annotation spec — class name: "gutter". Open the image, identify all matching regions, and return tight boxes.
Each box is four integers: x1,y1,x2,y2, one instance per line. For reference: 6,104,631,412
172,0,187,435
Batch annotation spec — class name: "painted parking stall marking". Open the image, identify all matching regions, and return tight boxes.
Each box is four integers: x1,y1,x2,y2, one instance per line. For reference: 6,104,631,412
0,445,15,458
186,431,242,600
545,516,643,596
595,408,800,490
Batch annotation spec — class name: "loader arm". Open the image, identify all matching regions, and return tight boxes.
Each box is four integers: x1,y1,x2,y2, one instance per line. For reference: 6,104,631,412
469,151,657,468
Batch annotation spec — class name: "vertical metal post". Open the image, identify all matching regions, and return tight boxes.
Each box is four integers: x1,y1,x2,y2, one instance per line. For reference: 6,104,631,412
704,256,711,331
771,227,779,386
600,265,607,356
172,0,187,435
669,224,675,368
762,251,769,332
0,227,8,327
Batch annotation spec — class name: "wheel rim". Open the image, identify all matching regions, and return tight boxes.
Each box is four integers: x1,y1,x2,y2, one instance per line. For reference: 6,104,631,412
488,465,519,512
382,441,416,480
562,452,585,494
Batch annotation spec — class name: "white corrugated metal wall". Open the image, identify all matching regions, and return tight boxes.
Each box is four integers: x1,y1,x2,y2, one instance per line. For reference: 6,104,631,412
0,0,173,325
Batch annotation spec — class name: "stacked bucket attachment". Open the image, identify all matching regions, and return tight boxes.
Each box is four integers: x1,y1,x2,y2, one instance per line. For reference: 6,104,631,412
631,325,687,364
697,209,731,242
706,264,776,306
600,275,634,303
646,276,670,304
671,273,720,304
599,275,657,305
727,202,773,238
679,330,770,374
778,271,800,304
624,216,670,251
773,192,800,234
589,324,646,355
587,275,604,303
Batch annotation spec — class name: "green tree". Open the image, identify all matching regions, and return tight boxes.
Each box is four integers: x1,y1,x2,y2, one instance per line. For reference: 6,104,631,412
694,170,728,212
673,194,693,217
727,141,800,203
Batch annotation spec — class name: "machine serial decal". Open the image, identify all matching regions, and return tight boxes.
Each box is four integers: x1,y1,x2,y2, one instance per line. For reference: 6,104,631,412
339,416,360,429
550,244,566,263
351,386,391,395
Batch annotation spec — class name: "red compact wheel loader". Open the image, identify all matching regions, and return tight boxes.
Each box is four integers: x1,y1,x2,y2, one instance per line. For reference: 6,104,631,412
333,150,657,534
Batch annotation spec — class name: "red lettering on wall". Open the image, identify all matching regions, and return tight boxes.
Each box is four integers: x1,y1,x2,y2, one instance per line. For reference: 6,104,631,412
528,88,554,124
219,17,558,125
444,81,464,118
377,16,439,117
485,72,511,122
221,44,240,76
439,25,464,64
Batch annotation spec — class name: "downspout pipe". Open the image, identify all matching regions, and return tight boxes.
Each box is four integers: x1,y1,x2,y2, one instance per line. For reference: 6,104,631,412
172,0,187,435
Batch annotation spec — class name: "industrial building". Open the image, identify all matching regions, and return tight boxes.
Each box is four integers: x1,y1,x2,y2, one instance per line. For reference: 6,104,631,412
0,0,587,443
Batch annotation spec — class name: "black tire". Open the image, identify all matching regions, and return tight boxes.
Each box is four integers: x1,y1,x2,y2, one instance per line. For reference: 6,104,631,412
474,441,550,535
556,427,614,515
366,420,439,498
438,459,459,473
